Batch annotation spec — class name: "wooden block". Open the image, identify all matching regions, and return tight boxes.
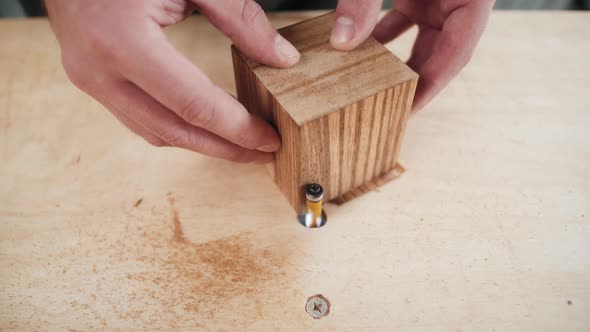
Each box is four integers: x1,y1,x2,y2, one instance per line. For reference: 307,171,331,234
232,12,418,212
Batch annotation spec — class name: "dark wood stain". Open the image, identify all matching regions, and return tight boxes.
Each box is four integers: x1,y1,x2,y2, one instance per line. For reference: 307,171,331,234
374,89,388,177
338,106,346,195
349,101,363,190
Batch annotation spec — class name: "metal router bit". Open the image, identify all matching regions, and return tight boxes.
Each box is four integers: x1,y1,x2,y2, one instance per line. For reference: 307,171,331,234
299,183,326,228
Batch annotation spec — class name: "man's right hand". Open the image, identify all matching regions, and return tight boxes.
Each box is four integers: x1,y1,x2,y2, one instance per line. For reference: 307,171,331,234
45,0,302,163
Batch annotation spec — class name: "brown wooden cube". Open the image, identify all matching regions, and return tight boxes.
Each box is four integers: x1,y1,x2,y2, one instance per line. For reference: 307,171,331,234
232,12,418,212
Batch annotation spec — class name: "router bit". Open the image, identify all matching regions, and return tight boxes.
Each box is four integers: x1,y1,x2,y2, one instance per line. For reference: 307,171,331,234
299,183,326,228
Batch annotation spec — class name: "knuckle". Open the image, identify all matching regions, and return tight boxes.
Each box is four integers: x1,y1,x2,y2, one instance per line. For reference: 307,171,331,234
240,0,264,26
178,96,217,128
229,131,252,148
144,136,167,147
185,131,206,151
158,126,188,147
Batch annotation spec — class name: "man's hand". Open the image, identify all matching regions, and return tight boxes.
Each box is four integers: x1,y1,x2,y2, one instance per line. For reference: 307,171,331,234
45,0,302,163
329,0,384,51
372,0,494,110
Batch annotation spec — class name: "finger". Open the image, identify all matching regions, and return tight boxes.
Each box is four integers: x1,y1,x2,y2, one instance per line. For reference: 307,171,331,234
118,29,281,153
407,26,452,111
371,9,414,44
191,0,299,67
100,79,273,163
408,46,439,111
330,0,383,51
410,3,491,110
109,107,169,147
88,86,169,146
406,26,438,71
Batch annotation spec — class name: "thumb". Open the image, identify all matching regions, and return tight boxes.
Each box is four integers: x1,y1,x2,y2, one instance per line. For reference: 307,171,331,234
191,0,300,68
330,0,383,51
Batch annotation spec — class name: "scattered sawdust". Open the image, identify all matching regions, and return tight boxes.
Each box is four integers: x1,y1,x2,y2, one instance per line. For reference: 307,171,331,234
38,192,287,328
0,191,290,330
129,193,282,318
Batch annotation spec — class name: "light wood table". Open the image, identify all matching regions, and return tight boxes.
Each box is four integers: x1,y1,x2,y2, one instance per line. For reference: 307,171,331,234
1,11,589,331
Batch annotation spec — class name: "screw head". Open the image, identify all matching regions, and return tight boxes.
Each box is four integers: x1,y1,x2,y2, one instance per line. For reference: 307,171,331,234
305,294,330,319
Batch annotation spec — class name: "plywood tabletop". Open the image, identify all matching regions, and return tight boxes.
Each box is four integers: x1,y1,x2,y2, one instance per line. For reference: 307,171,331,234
1,11,589,330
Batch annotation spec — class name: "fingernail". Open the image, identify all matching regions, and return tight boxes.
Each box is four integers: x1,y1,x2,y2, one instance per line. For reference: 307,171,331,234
257,144,280,152
330,16,356,46
275,34,300,65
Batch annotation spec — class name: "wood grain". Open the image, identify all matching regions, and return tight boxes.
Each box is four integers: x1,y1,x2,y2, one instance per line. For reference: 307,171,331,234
1,12,590,331
330,164,405,205
233,12,418,211
241,12,418,126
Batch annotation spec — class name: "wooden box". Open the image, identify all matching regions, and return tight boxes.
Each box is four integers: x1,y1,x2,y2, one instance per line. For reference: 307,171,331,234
232,12,418,212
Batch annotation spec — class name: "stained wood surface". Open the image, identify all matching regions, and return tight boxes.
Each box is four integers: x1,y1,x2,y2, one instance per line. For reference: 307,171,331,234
1,12,590,331
299,83,415,205
233,12,417,211
237,12,417,126
331,164,405,205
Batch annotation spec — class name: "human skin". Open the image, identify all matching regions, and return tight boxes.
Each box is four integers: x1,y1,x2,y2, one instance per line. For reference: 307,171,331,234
372,0,495,110
45,0,492,162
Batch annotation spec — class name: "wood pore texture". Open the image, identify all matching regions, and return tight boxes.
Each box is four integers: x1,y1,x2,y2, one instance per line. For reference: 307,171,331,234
232,12,418,211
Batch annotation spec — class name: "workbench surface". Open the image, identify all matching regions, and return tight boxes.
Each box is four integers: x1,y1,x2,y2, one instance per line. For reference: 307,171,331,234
1,11,589,330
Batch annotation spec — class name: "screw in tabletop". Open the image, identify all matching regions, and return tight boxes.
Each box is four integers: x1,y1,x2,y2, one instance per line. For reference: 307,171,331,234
305,294,330,319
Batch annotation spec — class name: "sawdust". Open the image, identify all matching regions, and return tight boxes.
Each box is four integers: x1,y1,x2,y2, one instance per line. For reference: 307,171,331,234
29,192,289,329
167,194,186,243
129,193,280,317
